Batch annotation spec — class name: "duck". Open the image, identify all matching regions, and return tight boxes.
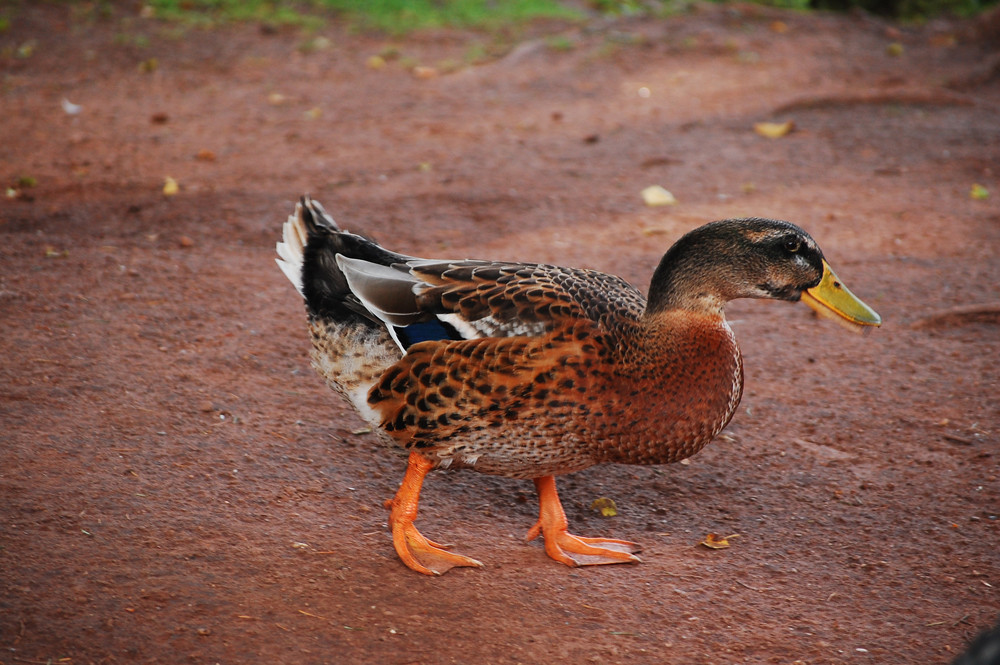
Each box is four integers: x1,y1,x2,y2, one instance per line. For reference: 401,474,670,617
276,196,881,575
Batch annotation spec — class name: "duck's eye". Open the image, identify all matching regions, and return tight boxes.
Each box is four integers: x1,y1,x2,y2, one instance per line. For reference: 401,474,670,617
782,237,802,254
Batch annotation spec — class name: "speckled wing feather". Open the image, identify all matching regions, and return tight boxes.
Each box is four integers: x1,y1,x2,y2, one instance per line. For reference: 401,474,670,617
407,260,648,339
368,319,619,475
357,262,651,475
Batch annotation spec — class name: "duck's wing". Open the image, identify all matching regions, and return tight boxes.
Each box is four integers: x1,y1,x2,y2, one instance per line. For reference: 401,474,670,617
336,257,647,349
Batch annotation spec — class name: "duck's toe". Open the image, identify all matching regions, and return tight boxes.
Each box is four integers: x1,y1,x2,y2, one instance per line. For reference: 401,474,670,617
526,522,641,567
392,520,485,575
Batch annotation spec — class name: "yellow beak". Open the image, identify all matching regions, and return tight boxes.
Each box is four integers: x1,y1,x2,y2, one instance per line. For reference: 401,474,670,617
800,260,881,332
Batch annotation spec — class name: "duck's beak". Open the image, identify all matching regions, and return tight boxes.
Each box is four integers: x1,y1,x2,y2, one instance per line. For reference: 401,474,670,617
800,260,881,332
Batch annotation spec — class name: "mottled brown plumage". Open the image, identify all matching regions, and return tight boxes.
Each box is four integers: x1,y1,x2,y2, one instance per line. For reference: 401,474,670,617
369,309,741,478
276,197,880,575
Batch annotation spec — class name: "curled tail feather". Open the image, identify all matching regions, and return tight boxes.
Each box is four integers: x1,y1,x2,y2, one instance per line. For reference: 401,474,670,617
276,196,342,299
278,196,413,322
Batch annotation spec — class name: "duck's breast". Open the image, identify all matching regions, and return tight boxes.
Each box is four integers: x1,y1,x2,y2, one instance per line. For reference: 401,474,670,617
594,311,744,465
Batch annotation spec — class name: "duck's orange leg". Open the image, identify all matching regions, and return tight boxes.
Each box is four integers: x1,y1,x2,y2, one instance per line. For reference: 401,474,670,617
386,451,484,575
525,475,641,567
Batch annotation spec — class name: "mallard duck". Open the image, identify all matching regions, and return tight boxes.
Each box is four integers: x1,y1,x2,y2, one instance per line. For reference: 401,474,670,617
276,197,880,575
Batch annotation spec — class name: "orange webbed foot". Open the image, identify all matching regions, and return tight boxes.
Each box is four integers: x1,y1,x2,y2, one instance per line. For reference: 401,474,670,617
387,452,484,576
526,475,641,567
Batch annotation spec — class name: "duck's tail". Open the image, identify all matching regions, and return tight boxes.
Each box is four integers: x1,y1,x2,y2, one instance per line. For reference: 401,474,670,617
276,196,412,323
278,197,407,423
275,198,313,298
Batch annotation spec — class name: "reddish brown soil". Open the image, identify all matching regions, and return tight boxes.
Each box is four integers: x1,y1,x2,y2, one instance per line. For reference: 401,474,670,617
2,3,998,664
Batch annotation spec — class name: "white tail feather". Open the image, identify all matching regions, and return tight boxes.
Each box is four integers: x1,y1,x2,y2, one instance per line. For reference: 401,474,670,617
276,202,307,296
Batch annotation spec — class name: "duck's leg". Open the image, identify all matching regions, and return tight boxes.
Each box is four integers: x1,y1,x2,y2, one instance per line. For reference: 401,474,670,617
525,475,641,567
386,451,485,575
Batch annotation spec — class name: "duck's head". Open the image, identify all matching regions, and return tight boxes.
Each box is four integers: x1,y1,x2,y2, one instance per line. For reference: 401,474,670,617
646,218,881,331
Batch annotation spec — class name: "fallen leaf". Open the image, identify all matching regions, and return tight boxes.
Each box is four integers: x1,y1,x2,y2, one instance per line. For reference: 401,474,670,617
300,36,332,53
641,185,678,207
770,20,788,33
886,42,904,57
17,40,36,59
700,533,739,549
195,148,216,162
591,497,618,517
61,98,82,115
753,120,795,139
970,183,989,200
366,55,387,70
413,65,438,80
162,176,179,196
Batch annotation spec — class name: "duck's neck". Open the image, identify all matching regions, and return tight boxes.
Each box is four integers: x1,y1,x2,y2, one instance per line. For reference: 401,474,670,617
645,247,734,318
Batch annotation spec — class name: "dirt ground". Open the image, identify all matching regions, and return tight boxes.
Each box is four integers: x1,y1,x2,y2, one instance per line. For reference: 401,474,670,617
2,2,999,664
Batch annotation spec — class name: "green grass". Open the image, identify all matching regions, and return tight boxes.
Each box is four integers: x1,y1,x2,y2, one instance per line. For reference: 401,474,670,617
146,1,323,28
146,0,583,33
66,0,1000,33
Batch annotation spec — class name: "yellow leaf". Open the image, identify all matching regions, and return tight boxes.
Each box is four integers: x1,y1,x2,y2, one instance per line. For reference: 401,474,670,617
162,176,179,196
700,533,739,549
591,497,618,517
886,42,904,57
971,183,989,200
641,185,678,207
753,120,795,139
